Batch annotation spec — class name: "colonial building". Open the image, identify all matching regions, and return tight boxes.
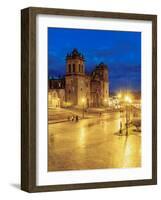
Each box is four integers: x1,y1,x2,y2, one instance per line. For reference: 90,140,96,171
90,62,109,107
48,78,65,108
48,48,109,108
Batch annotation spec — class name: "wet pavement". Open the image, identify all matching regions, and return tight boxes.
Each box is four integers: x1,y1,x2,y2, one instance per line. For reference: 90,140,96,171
48,112,141,171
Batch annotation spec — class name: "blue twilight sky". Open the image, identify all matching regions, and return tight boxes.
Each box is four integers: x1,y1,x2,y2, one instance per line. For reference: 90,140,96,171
48,27,141,93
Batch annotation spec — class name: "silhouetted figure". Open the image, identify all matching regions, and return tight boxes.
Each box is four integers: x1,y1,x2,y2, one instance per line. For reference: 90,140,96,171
71,116,74,121
120,121,122,134
76,115,79,122
67,116,70,121
99,112,102,118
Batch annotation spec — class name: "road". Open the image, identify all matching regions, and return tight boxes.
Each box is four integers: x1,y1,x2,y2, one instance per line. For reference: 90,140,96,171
48,112,141,171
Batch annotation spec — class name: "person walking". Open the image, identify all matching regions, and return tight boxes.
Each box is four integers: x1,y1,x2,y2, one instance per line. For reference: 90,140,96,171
76,115,79,122
119,121,122,134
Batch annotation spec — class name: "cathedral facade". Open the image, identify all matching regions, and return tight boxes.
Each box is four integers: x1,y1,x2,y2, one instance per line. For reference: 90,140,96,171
48,49,109,108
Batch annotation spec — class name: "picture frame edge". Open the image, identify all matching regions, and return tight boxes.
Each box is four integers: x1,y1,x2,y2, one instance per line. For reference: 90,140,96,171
21,7,157,193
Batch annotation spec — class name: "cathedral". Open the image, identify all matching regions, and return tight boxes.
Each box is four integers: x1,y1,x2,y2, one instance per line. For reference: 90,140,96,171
48,48,109,108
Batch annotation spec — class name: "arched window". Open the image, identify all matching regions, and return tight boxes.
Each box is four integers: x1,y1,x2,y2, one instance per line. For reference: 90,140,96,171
73,64,75,72
68,64,71,73
82,64,84,73
79,64,81,72
53,91,56,98
58,82,61,88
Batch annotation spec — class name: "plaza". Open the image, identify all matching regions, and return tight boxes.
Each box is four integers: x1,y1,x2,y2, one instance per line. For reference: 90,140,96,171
48,108,141,171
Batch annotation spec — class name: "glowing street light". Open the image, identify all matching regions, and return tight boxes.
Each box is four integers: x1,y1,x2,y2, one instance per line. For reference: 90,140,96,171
82,98,85,103
117,93,122,99
124,95,132,104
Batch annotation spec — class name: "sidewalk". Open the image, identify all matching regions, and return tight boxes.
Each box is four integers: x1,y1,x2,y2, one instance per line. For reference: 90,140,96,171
48,107,120,124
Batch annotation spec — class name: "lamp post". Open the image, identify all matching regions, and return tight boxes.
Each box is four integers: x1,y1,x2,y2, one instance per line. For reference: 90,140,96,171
82,98,85,119
124,95,132,136
104,98,107,111
117,92,122,134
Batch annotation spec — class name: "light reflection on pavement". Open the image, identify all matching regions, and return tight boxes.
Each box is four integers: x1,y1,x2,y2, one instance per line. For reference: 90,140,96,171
48,113,141,171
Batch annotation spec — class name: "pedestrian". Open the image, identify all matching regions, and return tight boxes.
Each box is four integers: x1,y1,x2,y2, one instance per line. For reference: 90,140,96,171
99,112,102,118
76,115,79,122
67,116,70,121
119,121,122,134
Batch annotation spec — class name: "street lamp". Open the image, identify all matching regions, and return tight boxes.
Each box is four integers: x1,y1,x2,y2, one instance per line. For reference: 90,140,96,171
104,98,107,111
82,98,85,118
117,92,123,134
124,95,132,136
117,92,122,99
124,95,132,104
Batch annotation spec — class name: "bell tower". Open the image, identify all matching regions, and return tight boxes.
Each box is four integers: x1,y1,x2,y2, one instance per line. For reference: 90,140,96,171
90,62,109,107
66,48,85,75
65,49,87,106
